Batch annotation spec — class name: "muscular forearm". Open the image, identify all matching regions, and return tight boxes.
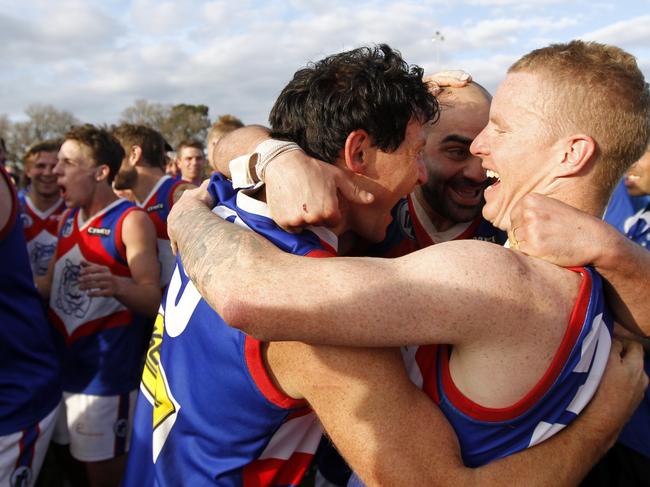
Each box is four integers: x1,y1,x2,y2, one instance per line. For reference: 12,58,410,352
593,226,650,336
213,125,270,176
114,279,160,318
173,198,276,323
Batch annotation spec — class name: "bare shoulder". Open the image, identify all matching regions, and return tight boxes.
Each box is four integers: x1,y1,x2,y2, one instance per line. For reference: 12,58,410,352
406,238,578,294
123,207,154,230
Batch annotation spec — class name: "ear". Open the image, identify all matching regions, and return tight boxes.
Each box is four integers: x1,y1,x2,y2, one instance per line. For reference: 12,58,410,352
342,130,371,174
94,164,111,183
557,135,596,176
129,145,143,166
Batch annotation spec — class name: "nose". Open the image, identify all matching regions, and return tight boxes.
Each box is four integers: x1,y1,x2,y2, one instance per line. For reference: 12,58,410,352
470,127,488,158
53,160,63,177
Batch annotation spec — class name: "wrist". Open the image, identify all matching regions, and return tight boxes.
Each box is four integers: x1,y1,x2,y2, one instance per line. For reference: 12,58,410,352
590,220,626,270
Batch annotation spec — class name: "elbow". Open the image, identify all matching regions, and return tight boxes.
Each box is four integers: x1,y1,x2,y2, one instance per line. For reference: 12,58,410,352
219,290,272,340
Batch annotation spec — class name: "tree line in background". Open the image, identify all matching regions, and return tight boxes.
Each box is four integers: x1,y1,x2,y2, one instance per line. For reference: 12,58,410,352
1,100,214,168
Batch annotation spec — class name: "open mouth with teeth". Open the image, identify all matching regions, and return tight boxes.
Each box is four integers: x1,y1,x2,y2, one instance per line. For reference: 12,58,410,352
485,169,501,189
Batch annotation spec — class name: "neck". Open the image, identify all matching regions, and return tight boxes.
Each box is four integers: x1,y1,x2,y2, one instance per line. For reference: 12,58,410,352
413,187,456,232
80,184,118,220
27,189,60,212
133,167,165,203
545,181,607,218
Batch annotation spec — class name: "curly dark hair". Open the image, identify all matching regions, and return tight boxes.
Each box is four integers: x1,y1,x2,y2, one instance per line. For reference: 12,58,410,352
64,124,125,184
269,44,438,163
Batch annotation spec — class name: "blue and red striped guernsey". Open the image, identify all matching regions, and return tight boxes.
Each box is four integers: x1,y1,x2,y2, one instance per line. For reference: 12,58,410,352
48,199,151,395
136,175,185,288
18,194,66,277
124,173,335,486
402,266,612,467
365,193,506,258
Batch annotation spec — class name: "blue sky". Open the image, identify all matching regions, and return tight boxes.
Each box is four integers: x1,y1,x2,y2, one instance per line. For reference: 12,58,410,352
1,0,649,127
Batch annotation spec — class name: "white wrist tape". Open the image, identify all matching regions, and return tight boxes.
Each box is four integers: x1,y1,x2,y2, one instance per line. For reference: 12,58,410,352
254,139,303,183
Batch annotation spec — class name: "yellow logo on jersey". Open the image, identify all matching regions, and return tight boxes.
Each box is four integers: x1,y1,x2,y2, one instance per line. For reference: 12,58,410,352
142,313,164,398
141,312,177,429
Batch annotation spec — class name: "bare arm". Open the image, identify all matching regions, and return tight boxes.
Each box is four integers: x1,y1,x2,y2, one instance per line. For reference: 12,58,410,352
168,185,562,347
511,193,650,336
79,210,161,317
270,338,645,486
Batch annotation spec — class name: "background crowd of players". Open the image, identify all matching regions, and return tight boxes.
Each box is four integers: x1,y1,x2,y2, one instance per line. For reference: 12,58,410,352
1,40,649,487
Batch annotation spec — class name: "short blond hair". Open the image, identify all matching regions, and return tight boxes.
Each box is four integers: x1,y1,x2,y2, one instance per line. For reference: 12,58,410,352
207,115,244,146
510,40,650,195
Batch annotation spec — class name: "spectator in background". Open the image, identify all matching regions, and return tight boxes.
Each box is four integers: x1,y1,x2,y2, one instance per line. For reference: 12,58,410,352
176,139,206,186
206,115,244,171
18,140,66,278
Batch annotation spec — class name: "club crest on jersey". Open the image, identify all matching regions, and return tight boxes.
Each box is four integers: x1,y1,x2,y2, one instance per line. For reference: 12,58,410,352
55,258,90,319
10,466,32,487
87,226,111,236
61,218,74,238
20,213,33,229
30,242,56,276
397,200,415,240
147,202,164,213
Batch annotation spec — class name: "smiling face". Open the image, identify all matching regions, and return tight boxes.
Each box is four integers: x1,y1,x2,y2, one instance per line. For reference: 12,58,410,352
177,146,205,182
26,150,60,199
420,85,491,228
470,72,557,231
348,119,428,242
624,147,650,197
54,140,101,208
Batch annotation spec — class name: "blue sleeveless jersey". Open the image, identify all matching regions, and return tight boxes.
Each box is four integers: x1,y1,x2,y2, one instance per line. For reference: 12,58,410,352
49,199,151,395
402,266,612,467
0,165,61,435
617,203,650,458
124,174,336,486
603,179,650,233
366,194,506,258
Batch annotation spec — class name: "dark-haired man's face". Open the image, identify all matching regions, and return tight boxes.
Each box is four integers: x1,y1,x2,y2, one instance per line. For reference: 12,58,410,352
114,155,138,191
349,120,428,242
420,90,491,229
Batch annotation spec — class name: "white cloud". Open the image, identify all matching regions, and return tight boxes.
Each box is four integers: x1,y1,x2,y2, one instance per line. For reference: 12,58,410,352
0,0,648,131
580,15,650,48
